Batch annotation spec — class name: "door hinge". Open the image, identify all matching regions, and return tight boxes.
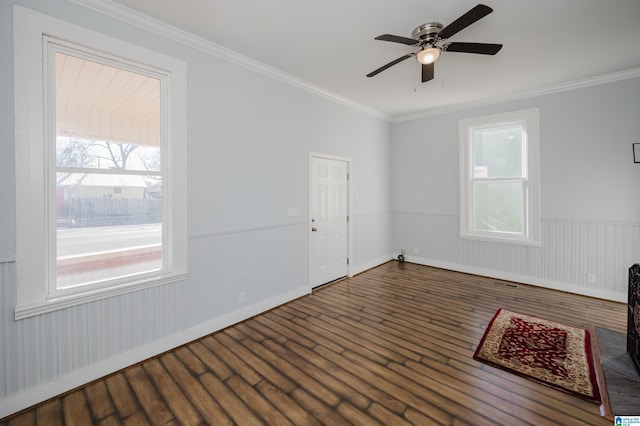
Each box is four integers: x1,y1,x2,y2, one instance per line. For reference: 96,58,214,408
347,215,350,223
347,173,350,180
347,258,350,265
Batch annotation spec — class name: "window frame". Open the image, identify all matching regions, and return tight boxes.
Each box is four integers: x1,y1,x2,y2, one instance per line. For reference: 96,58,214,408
46,41,167,299
14,5,188,319
459,108,541,246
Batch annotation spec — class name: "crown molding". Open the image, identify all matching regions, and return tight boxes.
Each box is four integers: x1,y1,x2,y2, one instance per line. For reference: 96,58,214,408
68,0,390,122
65,1,640,125
392,67,640,123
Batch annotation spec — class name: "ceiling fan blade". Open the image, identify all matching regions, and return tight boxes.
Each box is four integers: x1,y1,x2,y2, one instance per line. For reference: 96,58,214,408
444,42,502,55
374,34,419,46
421,63,434,83
367,54,413,78
437,4,493,40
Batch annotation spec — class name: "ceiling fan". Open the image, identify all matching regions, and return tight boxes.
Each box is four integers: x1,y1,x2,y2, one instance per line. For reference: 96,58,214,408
367,4,503,83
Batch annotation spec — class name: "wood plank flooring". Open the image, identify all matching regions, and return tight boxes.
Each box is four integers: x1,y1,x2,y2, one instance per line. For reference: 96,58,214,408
1,261,627,425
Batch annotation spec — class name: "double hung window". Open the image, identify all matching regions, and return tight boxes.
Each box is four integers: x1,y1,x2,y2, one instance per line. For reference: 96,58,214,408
14,6,187,318
52,45,165,292
459,108,541,245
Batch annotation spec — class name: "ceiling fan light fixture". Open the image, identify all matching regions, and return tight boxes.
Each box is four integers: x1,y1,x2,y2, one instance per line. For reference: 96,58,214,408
416,47,440,64
367,5,501,83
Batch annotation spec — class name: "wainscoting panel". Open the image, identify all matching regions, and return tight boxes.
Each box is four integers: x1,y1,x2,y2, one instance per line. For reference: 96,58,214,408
0,222,310,416
392,212,640,301
0,261,17,401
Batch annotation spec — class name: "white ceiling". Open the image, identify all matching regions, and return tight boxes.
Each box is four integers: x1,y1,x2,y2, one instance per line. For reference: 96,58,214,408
109,0,640,120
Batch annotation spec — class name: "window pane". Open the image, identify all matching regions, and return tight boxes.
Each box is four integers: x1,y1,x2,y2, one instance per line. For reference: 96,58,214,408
473,124,522,178
473,180,523,234
55,51,161,172
54,50,164,290
55,52,161,146
56,173,162,288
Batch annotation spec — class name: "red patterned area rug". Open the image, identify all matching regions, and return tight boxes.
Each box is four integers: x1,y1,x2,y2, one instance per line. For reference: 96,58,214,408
474,309,601,403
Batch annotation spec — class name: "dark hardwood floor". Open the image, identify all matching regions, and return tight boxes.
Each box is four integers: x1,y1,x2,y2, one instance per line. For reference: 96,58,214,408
1,261,627,425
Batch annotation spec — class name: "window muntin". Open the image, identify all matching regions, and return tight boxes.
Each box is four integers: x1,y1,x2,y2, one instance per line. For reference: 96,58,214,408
460,108,540,246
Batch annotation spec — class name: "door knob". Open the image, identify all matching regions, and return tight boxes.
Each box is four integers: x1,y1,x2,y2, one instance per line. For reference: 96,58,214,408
311,227,317,232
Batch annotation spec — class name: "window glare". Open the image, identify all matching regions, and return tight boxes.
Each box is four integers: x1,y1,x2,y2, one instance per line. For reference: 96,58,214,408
473,124,522,178
473,180,523,233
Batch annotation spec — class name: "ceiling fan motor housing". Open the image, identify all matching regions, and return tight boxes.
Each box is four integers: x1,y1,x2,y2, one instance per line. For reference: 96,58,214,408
412,22,444,45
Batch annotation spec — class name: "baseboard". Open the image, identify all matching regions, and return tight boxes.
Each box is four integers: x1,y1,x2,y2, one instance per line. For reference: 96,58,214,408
0,285,310,419
351,254,393,276
396,254,626,303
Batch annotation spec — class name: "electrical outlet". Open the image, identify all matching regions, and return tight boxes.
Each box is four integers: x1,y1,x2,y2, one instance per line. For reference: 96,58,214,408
586,273,596,284
238,291,246,304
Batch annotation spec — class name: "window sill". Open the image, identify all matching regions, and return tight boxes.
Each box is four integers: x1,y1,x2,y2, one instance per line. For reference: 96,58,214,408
460,232,541,248
14,271,189,320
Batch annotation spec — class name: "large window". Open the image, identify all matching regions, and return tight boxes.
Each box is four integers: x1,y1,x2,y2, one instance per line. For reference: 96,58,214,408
14,6,187,318
52,46,166,294
459,108,541,246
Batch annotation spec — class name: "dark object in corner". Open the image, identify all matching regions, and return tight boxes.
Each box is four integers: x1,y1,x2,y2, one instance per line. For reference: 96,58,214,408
397,248,406,262
626,263,640,376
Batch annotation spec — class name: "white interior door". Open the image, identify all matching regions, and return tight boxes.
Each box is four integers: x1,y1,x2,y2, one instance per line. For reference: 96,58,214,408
309,156,348,288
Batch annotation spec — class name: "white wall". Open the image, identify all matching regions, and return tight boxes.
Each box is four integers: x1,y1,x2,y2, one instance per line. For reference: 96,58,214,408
0,0,391,416
0,1,15,263
391,76,640,302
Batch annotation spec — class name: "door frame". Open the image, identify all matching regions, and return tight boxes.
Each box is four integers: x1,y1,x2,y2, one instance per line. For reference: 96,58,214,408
308,152,353,290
